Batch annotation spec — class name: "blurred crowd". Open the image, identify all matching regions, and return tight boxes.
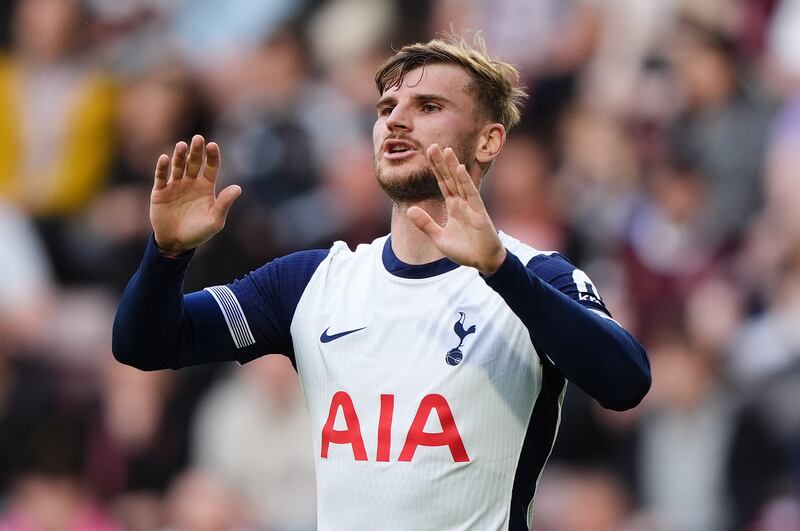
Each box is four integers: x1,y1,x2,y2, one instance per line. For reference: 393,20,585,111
0,0,798,530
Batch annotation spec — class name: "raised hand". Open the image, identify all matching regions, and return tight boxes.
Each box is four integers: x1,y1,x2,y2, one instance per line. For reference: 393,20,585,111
406,144,507,276
150,135,241,256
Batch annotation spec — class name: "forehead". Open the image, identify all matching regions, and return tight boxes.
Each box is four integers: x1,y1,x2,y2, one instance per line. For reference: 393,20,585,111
380,63,475,104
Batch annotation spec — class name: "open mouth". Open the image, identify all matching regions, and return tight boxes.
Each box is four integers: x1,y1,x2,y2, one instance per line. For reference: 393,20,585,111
384,140,417,160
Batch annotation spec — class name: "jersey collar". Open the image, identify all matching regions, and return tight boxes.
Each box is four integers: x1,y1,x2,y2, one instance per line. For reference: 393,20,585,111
382,236,461,279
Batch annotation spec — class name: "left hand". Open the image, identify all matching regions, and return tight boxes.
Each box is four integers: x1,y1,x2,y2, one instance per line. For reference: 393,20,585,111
407,144,507,276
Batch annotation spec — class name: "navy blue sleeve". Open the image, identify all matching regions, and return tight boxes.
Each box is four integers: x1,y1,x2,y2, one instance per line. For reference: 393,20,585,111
484,250,651,411
224,249,330,363
112,235,328,370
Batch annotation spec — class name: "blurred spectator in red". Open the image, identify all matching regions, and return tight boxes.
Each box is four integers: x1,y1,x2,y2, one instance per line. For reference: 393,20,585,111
0,0,116,217
192,355,316,530
622,160,723,338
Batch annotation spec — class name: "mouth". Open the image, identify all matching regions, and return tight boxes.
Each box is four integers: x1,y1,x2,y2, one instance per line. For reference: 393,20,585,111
383,139,418,161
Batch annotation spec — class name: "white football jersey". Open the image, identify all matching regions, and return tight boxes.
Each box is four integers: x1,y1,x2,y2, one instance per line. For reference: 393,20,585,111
207,232,612,530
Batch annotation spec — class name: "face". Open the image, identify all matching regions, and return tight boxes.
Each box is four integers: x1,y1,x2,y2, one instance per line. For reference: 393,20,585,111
373,63,481,203
14,0,81,62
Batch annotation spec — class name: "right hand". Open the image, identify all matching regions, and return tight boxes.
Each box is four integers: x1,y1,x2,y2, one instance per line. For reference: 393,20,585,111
150,135,241,256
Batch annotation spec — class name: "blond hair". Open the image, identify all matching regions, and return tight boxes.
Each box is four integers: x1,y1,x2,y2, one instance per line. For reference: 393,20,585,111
374,33,527,130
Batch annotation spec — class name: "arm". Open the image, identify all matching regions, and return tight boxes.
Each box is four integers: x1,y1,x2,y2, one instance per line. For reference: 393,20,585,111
113,135,289,371
484,251,651,411
113,237,242,370
112,235,327,370
409,144,650,411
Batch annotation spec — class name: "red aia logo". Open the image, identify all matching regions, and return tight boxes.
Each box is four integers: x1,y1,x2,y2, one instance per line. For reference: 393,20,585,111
320,392,470,462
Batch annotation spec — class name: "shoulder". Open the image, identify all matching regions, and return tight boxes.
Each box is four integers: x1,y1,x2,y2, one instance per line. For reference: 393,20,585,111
498,231,608,313
499,231,564,275
247,235,388,290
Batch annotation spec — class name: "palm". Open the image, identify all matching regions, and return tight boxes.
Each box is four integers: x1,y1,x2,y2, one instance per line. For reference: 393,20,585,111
407,145,506,275
150,136,241,255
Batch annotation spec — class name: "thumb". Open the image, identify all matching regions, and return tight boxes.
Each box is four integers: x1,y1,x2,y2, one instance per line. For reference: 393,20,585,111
407,205,444,241
214,184,242,223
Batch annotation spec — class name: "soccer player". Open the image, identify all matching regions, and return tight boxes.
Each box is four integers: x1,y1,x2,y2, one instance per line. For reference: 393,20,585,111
113,36,651,530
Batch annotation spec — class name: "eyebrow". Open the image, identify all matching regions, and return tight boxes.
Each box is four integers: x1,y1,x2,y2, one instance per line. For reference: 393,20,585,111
376,93,455,110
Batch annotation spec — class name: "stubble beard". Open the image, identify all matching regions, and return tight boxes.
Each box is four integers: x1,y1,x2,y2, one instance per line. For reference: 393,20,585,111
375,139,476,205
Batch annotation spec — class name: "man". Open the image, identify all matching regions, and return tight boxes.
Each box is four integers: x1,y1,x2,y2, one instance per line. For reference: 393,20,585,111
113,35,651,530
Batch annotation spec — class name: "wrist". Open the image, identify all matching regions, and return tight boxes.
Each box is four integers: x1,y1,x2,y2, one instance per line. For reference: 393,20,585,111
154,238,192,258
478,247,507,277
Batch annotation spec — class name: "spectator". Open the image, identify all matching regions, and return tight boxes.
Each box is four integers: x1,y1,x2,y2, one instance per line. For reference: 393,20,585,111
669,15,776,245
0,415,122,531
192,356,316,531
0,0,116,217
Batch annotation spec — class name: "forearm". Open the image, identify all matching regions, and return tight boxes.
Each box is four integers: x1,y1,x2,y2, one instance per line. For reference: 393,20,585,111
485,252,651,411
112,235,195,370
113,235,253,369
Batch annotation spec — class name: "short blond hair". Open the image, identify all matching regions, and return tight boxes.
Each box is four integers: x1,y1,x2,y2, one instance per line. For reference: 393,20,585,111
375,33,527,130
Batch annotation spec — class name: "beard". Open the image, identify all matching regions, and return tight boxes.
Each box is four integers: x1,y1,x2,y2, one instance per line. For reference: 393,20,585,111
376,165,443,203
375,137,476,204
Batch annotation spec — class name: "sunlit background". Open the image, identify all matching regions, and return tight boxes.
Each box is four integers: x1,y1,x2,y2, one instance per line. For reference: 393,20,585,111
0,0,799,529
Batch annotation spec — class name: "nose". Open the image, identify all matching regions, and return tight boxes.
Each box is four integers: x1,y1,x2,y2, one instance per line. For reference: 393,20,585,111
386,104,412,132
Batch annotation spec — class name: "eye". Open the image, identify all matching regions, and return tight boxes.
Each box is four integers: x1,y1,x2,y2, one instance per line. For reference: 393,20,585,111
379,105,394,117
422,103,440,113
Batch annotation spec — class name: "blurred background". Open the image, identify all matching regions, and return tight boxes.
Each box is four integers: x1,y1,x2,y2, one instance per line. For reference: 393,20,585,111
0,0,798,529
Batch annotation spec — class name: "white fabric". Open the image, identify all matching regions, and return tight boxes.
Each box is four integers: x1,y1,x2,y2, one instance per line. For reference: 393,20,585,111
281,233,556,530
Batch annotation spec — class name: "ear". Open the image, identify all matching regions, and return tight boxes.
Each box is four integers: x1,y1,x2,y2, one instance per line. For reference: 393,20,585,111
475,123,506,164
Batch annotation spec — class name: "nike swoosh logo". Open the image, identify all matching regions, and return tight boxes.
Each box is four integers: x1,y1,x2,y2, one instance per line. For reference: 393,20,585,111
320,326,367,343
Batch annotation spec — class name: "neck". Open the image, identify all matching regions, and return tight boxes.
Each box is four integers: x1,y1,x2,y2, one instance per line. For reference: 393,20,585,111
390,199,447,264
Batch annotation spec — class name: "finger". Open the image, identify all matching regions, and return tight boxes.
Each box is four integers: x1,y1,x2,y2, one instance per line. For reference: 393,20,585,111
407,205,445,242
202,142,221,183
427,144,456,196
153,154,170,190
443,147,465,198
170,141,188,181
213,184,242,225
456,163,482,206
436,147,461,198
185,134,205,179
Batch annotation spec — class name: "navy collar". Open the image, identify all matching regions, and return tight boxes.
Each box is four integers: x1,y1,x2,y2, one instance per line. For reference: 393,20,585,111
382,236,460,279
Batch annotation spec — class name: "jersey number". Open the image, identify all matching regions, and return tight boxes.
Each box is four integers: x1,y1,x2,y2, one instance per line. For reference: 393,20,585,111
320,391,469,463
